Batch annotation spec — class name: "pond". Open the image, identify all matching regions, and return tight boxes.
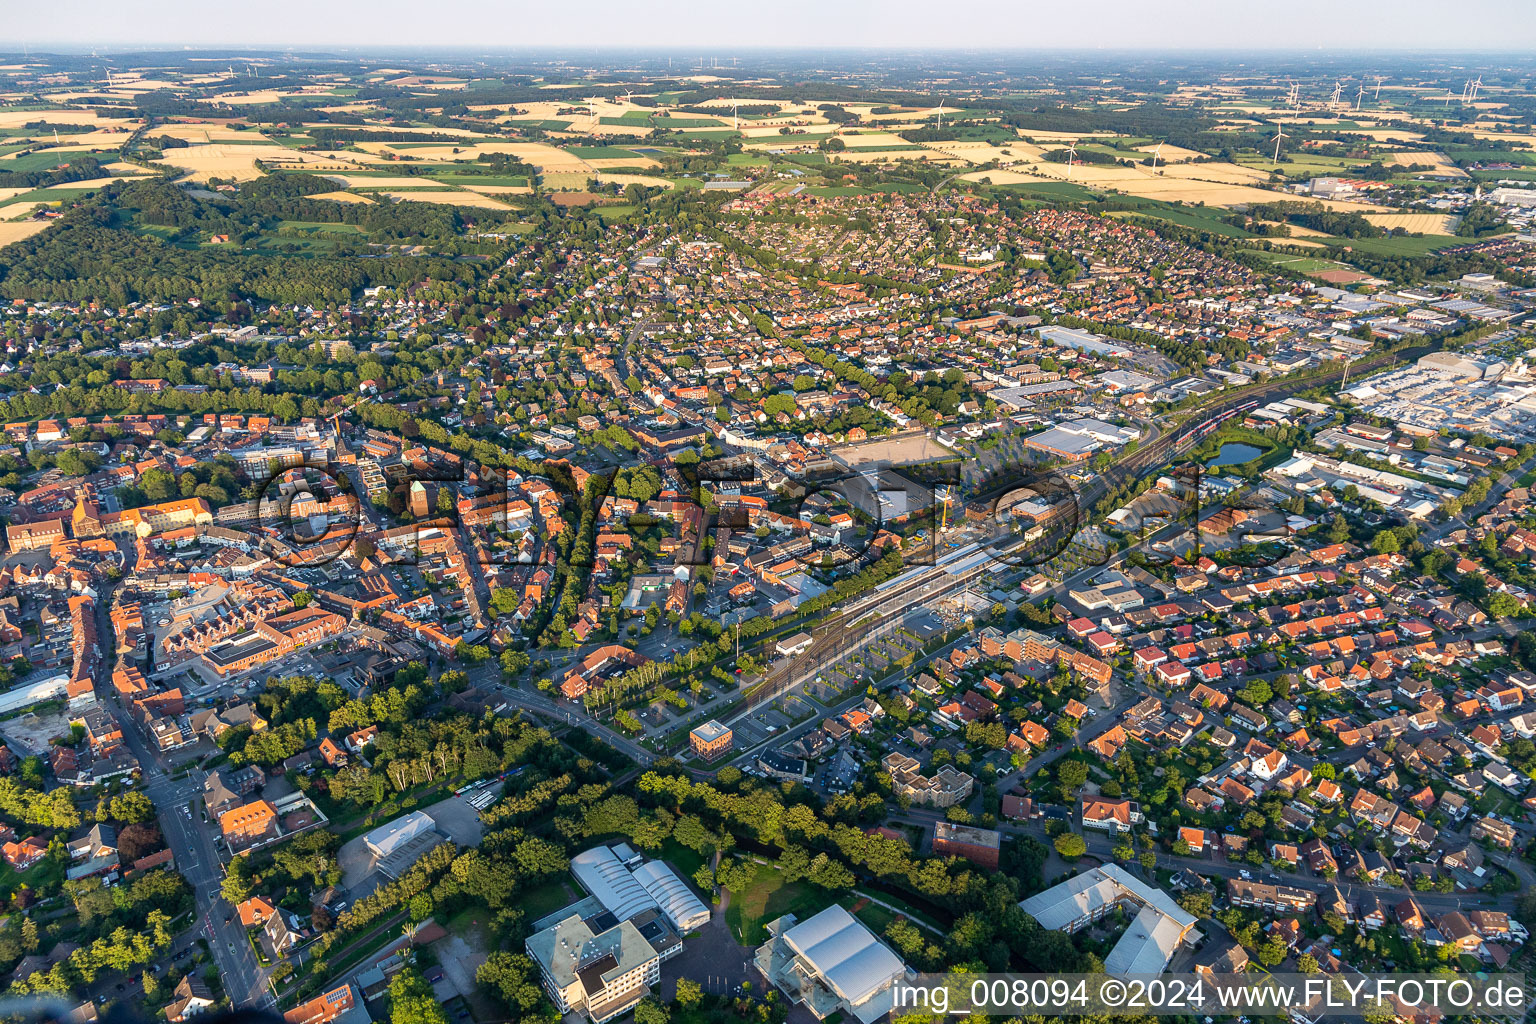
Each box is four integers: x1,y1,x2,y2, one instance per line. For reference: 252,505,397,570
1206,442,1264,468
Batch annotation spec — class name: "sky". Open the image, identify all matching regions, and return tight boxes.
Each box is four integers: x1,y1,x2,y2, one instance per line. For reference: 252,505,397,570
13,0,1536,51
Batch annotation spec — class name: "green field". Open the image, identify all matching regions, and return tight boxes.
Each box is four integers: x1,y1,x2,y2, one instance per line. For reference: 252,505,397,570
0,187,99,210
1118,206,1254,238
567,146,645,159
424,174,533,187
278,220,369,237
1446,148,1536,166
990,180,1100,201
1246,250,1354,273
724,862,824,944
505,119,573,132
1469,168,1536,182
2,150,118,174
806,182,930,197
1322,233,1462,258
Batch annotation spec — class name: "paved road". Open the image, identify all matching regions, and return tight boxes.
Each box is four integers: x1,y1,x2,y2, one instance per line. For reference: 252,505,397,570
93,559,275,1010
463,661,656,768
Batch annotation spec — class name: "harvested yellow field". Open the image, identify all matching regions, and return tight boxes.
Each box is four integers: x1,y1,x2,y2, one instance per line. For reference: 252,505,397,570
1015,130,1123,142
308,190,374,204
0,187,33,202
362,140,594,169
381,190,508,209
324,174,446,189
45,175,143,190
1363,212,1462,233
828,149,963,164
1162,161,1272,184
587,155,661,169
460,184,533,195
916,140,999,164
580,173,672,189
156,143,340,181
960,169,1055,185
538,171,602,189
1380,151,1466,177
153,123,261,143
985,160,1390,211
0,220,57,248
0,109,131,129
1350,129,1429,143
209,89,292,105
1260,221,1333,238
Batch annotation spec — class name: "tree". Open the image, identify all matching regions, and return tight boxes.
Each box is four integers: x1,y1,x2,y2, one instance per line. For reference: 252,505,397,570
476,953,545,1014
1371,529,1400,555
389,967,449,1024
1056,760,1088,800
633,997,670,1024
1053,833,1087,859
1258,936,1288,967
674,978,703,1010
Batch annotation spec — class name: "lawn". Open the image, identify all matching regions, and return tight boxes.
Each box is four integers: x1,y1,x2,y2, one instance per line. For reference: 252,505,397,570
725,862,824,944
519,876,579,922
0,852,65,902
659,839,709,880
1244,250,1353,273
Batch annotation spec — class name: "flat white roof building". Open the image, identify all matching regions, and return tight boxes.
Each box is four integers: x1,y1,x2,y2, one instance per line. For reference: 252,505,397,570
362,810,436,858
1019,864,1199,977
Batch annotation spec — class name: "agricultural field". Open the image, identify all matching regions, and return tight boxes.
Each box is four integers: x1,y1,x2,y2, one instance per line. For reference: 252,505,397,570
1362,212,1462,233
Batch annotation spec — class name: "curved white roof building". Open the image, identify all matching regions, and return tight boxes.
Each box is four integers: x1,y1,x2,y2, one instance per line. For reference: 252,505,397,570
632,861,710,934
571,846,659,922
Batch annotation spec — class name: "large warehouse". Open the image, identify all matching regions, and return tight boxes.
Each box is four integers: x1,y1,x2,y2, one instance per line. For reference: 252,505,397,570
570,845,711,935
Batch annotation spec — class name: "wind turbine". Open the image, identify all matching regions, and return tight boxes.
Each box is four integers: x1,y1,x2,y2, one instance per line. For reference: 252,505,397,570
1373,76,1384,100
1330,81,1342,107
1271,124,1288,166
1065,139,1078,179
731,99,738,132
587,96,598,127
936,97,946,130
623,90,632,105
1355,82,1365,111
1444,88,1454,108
1151,141,1164,171
1471,76,1483,102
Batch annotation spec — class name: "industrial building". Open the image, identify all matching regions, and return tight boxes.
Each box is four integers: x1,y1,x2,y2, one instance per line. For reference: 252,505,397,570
755,904,911,1023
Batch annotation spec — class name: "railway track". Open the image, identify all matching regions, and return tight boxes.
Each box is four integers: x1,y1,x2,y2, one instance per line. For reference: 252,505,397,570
736,344,1430,711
